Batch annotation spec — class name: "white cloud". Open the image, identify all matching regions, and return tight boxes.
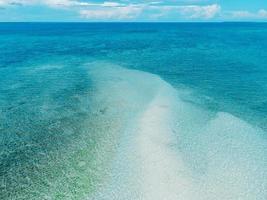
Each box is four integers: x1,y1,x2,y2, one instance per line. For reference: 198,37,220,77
0,0,36,7
258,9,267,18
101,2,123,7
231,10,253,18
79,3,221,20
178,4,221,19
229,9,267,19
43,0,94,8
0,1,222,20
0,0,118,8
80,5,143,19
0,0,8,6
146,3,221,20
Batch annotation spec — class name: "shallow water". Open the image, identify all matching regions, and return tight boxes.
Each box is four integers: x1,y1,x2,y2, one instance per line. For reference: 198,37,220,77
0,23,267,199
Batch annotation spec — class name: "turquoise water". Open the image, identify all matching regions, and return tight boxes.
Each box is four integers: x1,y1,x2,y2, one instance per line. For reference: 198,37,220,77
0,23,266,199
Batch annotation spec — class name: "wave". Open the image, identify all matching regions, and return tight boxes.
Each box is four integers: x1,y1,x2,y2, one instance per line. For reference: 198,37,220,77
86,62,267,200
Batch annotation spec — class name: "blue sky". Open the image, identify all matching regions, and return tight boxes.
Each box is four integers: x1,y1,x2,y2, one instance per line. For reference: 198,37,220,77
0,0,266,22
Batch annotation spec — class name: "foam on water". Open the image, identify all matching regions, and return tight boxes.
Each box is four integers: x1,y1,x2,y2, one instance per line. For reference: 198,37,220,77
87,62,266,200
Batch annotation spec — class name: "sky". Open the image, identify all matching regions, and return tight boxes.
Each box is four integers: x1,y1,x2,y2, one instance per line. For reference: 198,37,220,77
0,0,267,22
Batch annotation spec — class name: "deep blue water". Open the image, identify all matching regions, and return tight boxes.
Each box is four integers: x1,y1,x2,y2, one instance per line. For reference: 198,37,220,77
0,23,266,199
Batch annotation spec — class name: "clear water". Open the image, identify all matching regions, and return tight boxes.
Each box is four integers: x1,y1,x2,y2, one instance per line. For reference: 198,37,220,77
0,23,266,200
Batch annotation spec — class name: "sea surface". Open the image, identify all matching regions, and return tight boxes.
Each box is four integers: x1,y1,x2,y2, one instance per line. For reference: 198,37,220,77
0,23,267,200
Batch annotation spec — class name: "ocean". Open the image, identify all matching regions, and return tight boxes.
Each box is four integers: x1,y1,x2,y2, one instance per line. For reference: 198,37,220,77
0,23,266,199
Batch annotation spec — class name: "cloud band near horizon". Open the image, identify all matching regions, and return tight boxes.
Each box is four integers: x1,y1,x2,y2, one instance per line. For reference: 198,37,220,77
0,0,266,21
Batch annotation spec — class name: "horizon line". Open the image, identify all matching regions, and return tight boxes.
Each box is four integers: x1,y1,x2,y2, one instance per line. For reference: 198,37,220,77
0,21,267,23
